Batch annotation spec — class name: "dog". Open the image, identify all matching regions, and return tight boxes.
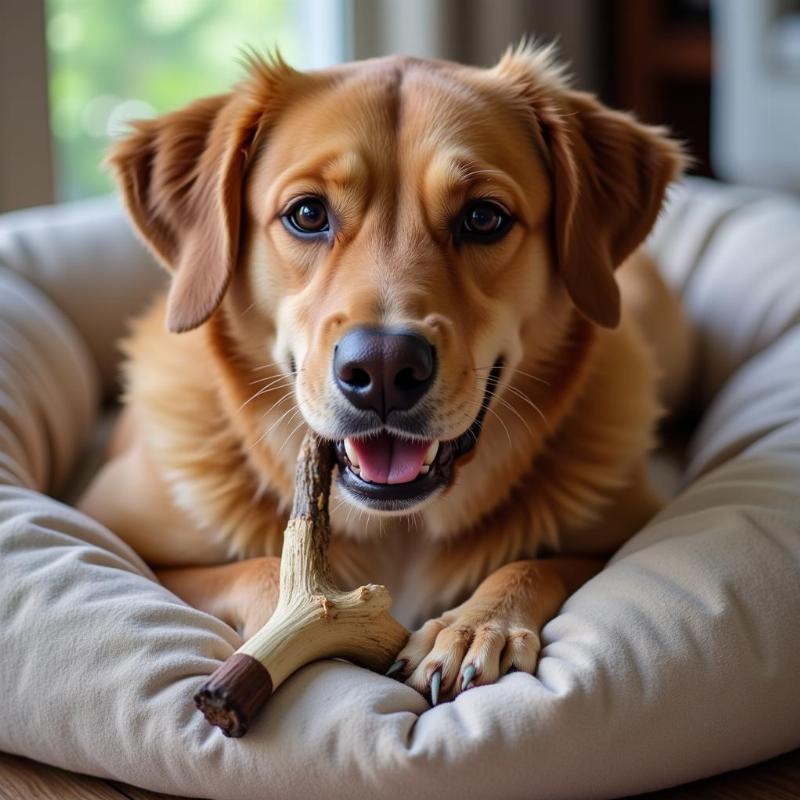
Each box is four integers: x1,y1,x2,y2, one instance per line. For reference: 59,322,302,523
79,43,688,704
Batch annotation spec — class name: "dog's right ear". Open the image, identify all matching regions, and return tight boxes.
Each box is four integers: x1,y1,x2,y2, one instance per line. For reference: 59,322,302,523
108,56,295,333
108,95,250,332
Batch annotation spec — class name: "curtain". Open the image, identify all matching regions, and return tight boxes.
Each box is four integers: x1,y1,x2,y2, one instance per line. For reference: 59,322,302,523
350,0,603,92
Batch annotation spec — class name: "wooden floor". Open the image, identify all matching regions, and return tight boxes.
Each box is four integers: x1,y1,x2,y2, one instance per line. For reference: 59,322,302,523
1,749,799,799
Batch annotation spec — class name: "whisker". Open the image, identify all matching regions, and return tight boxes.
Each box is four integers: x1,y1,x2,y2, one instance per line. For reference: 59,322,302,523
473,364,549,386
509,367,550,387
248,373,298,387
238,377,296,413
247,382,296,399
282,406,304,430
257,389,298,421
250,360,305,373
502,383,550,431
481,403,513,450
276,413,308,458
471,373,548,432
485,389,536,443
250,399,300,450
243,380,297,406
257,387,314,420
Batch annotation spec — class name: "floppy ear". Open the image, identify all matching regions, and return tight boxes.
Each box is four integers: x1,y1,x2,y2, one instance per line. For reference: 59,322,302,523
108,91,266,332
496,45,686,328
108,53,302,333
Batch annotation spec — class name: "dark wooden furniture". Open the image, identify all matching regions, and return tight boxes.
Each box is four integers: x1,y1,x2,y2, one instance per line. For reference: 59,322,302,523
609,0,713,176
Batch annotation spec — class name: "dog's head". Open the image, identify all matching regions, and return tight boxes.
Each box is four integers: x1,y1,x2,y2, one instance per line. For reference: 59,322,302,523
110,45,683,529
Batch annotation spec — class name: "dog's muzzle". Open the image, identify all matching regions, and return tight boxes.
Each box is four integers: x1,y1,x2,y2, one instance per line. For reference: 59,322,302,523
332,352,503,512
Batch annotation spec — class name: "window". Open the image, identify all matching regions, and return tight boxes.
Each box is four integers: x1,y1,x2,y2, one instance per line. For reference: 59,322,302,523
46,0,347,201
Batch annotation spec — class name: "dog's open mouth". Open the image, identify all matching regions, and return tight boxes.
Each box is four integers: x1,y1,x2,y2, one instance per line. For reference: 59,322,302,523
334,360,503,511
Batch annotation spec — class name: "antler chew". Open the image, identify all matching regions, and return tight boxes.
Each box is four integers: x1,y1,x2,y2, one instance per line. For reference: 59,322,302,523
194,431,410,737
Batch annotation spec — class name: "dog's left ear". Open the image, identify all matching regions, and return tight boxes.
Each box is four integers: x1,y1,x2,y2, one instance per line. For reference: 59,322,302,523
496,46,687,328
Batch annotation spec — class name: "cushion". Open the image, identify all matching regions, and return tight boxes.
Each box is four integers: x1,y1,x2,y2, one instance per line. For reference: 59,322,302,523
1,180,799,799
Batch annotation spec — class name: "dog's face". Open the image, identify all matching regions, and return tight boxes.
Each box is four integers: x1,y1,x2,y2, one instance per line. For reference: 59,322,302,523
111,47,682,526
239,59,557,514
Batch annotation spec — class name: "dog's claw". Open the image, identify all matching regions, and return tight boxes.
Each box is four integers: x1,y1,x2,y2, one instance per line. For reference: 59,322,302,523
386,659,405,677
430,670,442,706
461,664,477,692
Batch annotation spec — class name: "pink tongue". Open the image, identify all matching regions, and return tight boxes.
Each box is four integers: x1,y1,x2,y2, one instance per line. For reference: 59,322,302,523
350,432,431,484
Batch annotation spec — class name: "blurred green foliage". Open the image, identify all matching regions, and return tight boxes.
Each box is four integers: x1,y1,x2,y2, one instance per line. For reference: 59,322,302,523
46,0,299,201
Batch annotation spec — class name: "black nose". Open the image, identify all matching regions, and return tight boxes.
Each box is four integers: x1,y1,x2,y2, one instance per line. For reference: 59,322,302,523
333,327,436,417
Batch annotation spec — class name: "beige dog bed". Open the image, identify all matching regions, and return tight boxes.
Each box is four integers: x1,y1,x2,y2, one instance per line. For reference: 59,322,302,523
1,178,799,799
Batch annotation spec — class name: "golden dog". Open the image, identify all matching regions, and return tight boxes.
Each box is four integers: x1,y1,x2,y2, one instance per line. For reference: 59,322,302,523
80,43,687,704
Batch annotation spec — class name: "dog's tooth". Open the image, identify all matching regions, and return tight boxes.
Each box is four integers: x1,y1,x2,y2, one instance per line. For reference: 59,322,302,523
344,438,359,467
423,441,439,465
419,465,430,475
349,464,360,476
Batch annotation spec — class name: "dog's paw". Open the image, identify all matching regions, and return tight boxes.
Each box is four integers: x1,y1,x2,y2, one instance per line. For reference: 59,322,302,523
388,567,543,704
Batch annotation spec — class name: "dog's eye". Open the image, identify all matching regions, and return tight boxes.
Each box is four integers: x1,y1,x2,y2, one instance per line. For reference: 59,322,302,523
284,198,329,236
460,201,512,243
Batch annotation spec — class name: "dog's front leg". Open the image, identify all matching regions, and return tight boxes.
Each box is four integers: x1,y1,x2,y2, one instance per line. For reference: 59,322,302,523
390,557,603,704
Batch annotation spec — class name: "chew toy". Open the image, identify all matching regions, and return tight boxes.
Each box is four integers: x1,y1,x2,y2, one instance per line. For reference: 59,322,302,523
194,431,409,737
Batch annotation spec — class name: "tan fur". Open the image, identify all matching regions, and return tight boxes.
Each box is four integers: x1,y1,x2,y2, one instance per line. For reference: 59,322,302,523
81,45,687,695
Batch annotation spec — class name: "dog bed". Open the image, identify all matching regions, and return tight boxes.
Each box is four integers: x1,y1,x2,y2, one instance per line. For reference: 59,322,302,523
1,179,799,799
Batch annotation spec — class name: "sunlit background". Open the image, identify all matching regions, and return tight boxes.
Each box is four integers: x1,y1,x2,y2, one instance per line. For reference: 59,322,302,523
47,0,302,200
